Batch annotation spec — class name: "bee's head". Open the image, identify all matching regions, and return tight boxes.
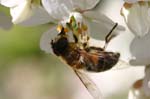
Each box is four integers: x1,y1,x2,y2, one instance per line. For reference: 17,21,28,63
51,28,69,56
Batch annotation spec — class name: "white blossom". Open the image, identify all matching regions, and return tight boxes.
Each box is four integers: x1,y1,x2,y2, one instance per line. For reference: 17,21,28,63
121,0,150,65
0,0,53,25
120,1,150,98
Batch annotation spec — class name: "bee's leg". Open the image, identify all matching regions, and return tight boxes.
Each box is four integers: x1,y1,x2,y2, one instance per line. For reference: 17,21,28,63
85,46,104,52
73,34,78,43
103,23,118,49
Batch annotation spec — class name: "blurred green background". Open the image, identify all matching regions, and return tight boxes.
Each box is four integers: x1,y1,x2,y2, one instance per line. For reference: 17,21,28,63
0,6,80,99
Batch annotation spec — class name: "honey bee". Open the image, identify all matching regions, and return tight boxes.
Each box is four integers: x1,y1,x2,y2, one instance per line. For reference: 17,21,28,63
50,16,120,99
51,17,120,72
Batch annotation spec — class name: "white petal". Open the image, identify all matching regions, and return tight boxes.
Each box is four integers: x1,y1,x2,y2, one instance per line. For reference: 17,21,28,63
10,0,32,24
120,1,150,65
41,0,100,20
129,31,150,65
121,1,150,37
71,0,100,10
1,0,53,26
143,66,150,96
88,37,105,48
0,12,12,30
0,0,26,7
83,11,125,40
40,25,57,54
60,12,84,27
18,6,54,26
106,30,134,63
42,0,72,20
88,67,144,99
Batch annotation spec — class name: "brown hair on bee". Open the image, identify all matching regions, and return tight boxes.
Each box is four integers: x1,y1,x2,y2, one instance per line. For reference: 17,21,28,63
79,49,120,72
51,24,120,72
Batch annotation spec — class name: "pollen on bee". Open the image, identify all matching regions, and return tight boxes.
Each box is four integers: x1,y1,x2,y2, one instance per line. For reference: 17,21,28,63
78,28,82,34
57,25,69,33
64,28,69,33
57,25,63,32
82,24,88,31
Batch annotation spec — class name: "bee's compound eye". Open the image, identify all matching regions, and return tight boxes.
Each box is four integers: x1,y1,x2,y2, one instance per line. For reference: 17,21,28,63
51,37,69,56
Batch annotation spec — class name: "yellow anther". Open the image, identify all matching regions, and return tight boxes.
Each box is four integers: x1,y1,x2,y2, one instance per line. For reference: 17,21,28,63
64,28,69,33
123,2,133,9
57,25,63,32
78,28,82,34
82,24,88,31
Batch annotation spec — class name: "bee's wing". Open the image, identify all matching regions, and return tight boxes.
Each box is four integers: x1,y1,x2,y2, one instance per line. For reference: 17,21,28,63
74,69,102,99
40,25,58,54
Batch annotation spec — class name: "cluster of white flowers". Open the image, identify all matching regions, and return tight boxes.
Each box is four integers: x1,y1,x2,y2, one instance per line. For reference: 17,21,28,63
121,1,150,99
0,0,150,99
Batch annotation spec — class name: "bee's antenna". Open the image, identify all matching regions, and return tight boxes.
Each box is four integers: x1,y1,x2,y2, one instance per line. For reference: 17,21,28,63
103,23,118,49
